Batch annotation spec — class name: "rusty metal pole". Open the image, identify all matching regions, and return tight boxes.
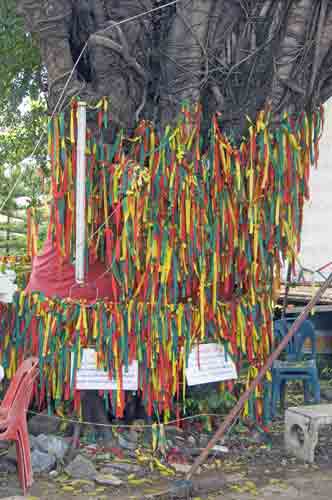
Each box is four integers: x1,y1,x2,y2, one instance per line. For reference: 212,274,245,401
187,272,332,480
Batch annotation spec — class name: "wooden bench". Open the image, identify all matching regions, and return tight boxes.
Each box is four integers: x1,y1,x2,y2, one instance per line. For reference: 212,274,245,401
285,404,332,462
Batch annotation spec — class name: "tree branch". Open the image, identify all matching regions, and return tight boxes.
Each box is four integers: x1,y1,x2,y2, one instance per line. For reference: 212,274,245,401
89,34,147,80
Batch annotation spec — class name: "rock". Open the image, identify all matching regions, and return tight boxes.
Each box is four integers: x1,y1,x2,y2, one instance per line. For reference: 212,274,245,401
101,461,143,475
95,473,123,486
187,435,196,447
1,497,26,500
118,434,137,451
199,434,210,447
129,429,139,443
31,449,56,473
4,445,17,462
0,457,17,474
34,434,69,461
174,436,186,447
321,388,332,401
65,454,97,480
191,474,225,494
98,465,127,477
171,463,192,474
28,411,61,436
29,434,39,449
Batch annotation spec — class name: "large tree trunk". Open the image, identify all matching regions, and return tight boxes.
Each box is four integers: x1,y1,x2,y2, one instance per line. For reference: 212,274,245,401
17,1,332,137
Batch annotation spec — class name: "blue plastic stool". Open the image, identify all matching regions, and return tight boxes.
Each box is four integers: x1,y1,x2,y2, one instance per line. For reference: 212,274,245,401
271,319,320,417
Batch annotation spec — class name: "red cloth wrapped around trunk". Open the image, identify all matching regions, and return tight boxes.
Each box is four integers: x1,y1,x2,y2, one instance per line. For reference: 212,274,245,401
25,239,114,301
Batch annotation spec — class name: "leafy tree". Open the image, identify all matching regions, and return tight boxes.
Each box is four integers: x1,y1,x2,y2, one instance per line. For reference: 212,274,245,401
0,0,42,116
0,1,48,256
0,100,48,255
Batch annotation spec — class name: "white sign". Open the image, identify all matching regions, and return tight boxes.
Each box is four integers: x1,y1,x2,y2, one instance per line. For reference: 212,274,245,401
186,343,237,386
0,270,17,304
72,348,138,391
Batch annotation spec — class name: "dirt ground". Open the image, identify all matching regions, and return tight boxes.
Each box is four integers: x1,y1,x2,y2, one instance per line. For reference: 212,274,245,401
215,467,332,500
1,417,332,500
1,462,332,499
1,383,332,500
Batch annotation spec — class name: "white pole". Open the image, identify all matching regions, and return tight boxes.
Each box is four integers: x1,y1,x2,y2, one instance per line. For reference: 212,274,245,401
75,101,87,285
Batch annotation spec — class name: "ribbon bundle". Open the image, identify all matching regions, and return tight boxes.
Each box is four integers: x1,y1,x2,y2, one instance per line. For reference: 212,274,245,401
0,290,273,419
26,208,39,259
0,100,323,421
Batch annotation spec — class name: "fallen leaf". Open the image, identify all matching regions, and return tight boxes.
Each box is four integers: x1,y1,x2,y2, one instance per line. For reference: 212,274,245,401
62,486,75,492
129,477,153,485
70,479,94,486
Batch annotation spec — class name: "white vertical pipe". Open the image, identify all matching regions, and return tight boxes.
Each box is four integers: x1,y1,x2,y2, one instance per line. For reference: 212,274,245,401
75,101,87,284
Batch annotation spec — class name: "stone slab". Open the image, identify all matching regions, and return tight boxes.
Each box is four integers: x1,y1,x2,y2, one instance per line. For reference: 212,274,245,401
285,404,332,463
287,404,332,419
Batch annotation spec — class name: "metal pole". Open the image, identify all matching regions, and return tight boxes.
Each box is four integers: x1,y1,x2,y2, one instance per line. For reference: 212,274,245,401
75,101,87,285
187,271,332,480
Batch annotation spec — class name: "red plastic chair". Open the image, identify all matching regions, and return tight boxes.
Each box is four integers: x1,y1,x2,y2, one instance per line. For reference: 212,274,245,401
0,357,39,493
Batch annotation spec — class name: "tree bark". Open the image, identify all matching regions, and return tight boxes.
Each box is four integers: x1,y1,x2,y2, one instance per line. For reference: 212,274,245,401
17,0,332,137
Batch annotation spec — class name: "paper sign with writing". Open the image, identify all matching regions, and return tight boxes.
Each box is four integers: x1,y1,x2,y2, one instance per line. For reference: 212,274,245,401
73,348,138,391
186,343,237,386
0,271,17,304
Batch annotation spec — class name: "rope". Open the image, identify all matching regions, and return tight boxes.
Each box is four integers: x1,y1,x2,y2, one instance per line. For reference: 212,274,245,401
27,410,225,429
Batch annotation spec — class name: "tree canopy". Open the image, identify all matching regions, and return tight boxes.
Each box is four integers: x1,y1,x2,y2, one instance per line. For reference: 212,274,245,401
0,1,47,255
0,0,42,115
0,100,48,255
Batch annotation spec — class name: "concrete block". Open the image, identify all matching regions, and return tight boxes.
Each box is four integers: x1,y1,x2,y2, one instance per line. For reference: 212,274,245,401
285,404,332,463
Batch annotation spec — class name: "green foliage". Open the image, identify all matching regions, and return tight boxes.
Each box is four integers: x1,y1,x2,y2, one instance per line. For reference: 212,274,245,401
0,1,49,256
0,99,49,255
186,386,237,414
0,0,42,115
